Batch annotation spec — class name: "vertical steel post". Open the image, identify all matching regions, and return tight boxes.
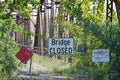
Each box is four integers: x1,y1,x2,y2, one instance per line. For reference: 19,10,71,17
114,0,120,24
106,0,113,22
49,0,54,37
34,8,40,48
40,11,44,55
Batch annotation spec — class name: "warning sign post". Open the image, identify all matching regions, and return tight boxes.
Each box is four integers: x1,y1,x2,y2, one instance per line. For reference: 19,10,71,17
48,38,74,55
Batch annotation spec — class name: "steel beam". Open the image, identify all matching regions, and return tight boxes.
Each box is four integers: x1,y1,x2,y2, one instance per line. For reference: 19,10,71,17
106,0,113,22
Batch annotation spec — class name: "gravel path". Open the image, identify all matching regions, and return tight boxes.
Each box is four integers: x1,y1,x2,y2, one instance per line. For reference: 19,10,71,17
11,60,73,80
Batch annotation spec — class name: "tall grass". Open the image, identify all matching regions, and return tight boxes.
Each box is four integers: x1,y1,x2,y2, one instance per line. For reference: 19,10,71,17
32,54,70,73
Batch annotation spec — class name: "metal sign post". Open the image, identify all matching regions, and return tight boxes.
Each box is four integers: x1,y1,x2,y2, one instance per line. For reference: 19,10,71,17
29,49,33,79
29,57,32,74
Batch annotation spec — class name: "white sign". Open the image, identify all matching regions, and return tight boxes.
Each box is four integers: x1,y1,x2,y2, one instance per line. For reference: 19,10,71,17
92,49,110,62
48,38,74,55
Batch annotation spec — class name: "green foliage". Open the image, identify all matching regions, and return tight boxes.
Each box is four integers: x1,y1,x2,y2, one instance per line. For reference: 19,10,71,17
57,0,120,80
0,18,21,78
89,63,110,80
0,39,19,79
0,0,40,78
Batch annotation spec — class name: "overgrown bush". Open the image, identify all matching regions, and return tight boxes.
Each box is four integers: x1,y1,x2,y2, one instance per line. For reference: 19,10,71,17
0,19,22,79
0,39,18,79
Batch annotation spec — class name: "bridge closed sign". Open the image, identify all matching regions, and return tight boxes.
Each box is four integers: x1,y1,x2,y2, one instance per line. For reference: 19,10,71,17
48,38,74,55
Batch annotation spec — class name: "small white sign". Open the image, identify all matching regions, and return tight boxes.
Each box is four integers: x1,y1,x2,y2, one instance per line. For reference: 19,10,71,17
92,49,110,62
48,38,74,55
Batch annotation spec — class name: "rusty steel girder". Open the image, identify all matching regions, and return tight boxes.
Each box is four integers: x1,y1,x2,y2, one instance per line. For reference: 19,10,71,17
113,0,120,24
106,0,120,24
106,0,113,22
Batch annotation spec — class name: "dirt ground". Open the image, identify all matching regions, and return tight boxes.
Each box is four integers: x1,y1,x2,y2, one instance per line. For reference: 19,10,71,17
10,60,74,80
